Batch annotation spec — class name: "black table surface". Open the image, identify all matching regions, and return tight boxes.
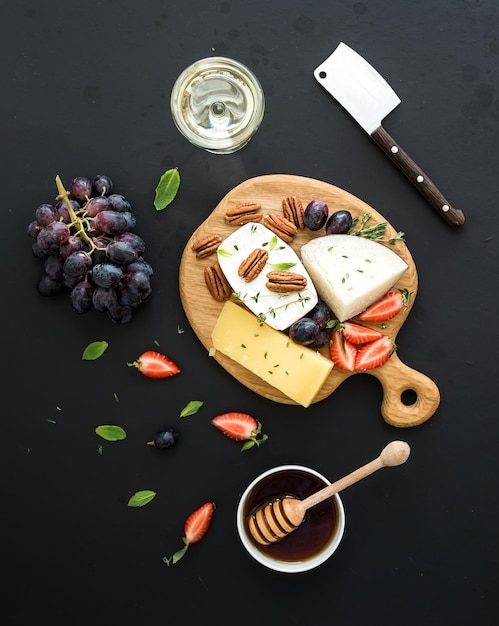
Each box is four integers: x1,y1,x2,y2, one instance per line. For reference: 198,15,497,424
2,1,498,624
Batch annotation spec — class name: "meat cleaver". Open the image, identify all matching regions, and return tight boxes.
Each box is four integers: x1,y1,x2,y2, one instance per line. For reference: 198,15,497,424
314,42,465,227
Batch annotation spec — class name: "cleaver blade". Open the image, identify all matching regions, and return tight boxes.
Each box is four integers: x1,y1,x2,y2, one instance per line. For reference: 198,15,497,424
314,43,465,227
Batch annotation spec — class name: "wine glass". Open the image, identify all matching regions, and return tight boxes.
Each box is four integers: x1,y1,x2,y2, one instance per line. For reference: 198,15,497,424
170,56,265,154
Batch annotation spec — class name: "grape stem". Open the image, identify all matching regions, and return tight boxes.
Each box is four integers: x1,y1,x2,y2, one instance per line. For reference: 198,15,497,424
55,175,95,250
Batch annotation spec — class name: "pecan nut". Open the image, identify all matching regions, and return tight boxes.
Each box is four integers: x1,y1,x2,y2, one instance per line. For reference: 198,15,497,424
263,212,297,243
266,271,307,293
204,263,232,302
238,248,269,282
282,196,305,229
191,233,222,258
224,202,262,226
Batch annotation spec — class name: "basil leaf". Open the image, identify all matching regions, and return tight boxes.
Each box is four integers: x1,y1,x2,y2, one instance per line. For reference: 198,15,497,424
154,168,180,210
217,249,232,257
95,425,127,441
82,341,108,361
268,262,297,271
180,400,204,417
128,490,157,508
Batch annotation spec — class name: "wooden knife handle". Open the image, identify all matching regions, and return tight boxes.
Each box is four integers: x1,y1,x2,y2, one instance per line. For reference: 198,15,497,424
371,125,465,227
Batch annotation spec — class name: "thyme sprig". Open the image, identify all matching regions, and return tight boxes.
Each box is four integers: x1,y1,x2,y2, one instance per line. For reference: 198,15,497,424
233,291,311,323
348,212,405,244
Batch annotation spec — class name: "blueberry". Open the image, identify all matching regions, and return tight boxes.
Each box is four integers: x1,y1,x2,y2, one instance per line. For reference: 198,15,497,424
148,428,179,449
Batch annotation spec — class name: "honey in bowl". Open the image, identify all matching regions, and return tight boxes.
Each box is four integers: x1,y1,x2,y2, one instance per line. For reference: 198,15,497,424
237,465,345,573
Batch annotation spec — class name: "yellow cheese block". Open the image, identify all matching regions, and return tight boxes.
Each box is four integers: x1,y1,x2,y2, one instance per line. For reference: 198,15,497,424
211,301,334,408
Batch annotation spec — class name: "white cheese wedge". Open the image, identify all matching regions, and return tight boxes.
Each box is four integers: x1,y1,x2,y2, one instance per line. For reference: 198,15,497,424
217,223,317,331
301,235,408,322
211,301,333,407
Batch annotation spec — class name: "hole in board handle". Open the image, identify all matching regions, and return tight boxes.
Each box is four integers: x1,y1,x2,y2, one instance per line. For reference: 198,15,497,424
401,389,417,406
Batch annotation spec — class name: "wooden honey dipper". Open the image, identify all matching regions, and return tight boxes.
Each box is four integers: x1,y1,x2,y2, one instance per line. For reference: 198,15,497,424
248,440,410,545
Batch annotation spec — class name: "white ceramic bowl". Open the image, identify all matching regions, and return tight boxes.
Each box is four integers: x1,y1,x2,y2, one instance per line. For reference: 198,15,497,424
237,464,345,573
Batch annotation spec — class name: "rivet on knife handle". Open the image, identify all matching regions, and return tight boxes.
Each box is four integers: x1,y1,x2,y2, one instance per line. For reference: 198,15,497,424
314,42,465,227
371,126,465,227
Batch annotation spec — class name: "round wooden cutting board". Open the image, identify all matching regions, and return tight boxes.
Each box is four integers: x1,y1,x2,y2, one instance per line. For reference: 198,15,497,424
179,174,440,427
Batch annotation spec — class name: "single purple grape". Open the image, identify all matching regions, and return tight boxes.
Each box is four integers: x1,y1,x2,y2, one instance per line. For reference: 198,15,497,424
288,317,321,346
92,287,118,312
54,199,80,223
38,275,63,296
92,262,123,288
325,210,353,235
127,258,153,276
59,235,84,259
106,240,139,265
63,274,82,289
69,177,93,202
309,329,330,348
304,200,329,231
148,428,179,449
119,287,143,308
307,301,332,329
91,237,110,264
124,270,151,296
107,301,132,324
108,193,132,212
93,210,128,236
70,281,94,313
32,241,46,258
114,232,146,254
28,220,41,239
44,254,64,280
92,174,113,196
121,212,136,230
63,250,93,278
35,203,56,226
36,221,70,255
85,196,112,217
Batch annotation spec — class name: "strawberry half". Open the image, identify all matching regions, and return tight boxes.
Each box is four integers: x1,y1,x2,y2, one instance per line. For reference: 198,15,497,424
163,502,215,566
184,502,214,545
329,330,357,371
357,289,411,323
354,335,395,371
211,412,268,450
128,350,180,379
342,321,385,345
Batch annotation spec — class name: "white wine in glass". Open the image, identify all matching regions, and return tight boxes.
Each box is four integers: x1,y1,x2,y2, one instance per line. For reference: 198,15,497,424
170,57,265,154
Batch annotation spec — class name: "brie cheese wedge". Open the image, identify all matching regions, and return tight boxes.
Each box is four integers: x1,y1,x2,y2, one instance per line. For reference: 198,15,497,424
217,223,317,330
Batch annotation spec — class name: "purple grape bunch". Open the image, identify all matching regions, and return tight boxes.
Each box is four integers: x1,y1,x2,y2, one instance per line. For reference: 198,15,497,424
28,174,153,323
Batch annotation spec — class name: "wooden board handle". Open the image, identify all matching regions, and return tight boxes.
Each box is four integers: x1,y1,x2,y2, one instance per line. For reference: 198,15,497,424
371,125,465,227
369,353,440,427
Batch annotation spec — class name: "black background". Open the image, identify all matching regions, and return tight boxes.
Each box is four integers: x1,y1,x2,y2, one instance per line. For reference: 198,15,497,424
2,1,498,624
